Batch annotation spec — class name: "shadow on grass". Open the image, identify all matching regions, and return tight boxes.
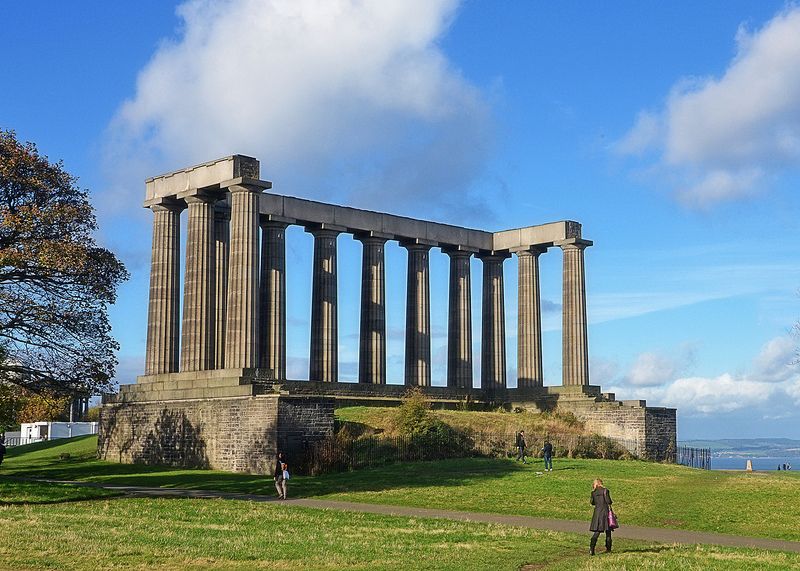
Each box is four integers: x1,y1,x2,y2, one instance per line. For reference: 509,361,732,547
5,447,529,499
0,494,125,507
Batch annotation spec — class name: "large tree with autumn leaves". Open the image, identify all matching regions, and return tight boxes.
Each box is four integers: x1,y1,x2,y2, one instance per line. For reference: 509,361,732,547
0,130,127,396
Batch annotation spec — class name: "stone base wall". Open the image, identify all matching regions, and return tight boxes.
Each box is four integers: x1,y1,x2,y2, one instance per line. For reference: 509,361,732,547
99,393,334,474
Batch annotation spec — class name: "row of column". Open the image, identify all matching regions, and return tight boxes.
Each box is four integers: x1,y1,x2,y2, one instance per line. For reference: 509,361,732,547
144,184,591,388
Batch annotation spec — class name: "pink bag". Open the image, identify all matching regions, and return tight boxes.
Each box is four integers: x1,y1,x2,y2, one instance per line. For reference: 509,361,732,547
606,490,619,529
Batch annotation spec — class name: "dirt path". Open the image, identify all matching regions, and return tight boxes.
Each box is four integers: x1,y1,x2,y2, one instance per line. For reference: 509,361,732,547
14,477,800,554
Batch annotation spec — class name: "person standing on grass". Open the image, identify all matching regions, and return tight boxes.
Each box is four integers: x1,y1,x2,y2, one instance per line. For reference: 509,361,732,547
589,478,614,555
0,437,6,467
515,430,528,463
274,451,287,500
542,439,553,472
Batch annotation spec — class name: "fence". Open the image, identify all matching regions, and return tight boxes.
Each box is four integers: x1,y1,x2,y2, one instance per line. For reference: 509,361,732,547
291,430,638,475
676,445,711,470
2,436,45,447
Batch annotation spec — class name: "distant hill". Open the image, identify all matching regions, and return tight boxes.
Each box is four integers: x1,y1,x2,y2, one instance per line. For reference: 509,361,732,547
680,438,800,457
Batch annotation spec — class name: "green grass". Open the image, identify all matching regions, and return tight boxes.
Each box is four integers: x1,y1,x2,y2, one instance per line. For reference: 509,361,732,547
4,435,800,543
0,493,798,570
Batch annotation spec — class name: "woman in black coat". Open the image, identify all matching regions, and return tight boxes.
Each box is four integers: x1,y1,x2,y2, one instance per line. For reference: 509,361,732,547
589,478,613,555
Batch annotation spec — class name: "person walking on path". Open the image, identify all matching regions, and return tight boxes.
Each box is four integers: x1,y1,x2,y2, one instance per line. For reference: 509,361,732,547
589,478,614,555
542,439,553,472
515,431,528,463
274,452,287,500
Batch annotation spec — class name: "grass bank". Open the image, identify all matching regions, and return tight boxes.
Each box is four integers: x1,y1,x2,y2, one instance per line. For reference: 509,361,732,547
0,479,798,570
3,436,800,542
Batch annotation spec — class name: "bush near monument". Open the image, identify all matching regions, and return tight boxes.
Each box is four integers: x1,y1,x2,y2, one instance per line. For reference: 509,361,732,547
0,130,127,396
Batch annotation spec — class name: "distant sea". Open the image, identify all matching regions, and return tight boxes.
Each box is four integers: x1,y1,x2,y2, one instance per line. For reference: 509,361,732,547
711,457,800,471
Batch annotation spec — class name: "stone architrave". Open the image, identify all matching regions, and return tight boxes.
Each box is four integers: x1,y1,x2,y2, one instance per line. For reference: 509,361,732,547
358,235,389,384
179,192,217,372
213,203,230,370
446,249,473,389
144,200,184,375
259,219,290,380
516,247,547,388
224,182,267,369
309,227,342,382
558,238,592,386
403,242,432,386
480,252,510,390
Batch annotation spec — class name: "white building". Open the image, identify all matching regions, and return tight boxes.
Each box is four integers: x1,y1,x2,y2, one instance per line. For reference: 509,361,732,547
20,421,98,442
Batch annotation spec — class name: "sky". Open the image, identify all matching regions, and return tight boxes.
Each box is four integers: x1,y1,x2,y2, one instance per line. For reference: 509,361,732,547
2,0,800,440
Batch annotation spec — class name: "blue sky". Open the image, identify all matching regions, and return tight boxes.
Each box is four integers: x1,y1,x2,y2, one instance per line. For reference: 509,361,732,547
3,1,800,439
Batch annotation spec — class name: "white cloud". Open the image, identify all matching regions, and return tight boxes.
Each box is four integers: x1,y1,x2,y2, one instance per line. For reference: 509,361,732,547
627,351,678,387
752,335,797,383
104,0,494,221
616,7,800,207
605,336,800,415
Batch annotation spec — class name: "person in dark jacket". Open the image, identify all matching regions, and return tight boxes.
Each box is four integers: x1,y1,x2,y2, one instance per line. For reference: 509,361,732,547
515,431,527,463
589,478,614,555
274,452,287,500
542,440,553,472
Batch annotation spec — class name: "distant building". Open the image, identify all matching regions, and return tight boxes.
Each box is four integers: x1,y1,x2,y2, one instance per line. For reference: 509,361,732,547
20,421,98,443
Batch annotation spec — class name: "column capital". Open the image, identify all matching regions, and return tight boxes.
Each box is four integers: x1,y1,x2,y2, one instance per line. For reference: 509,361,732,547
259,215,293,229
511,245,549,256
145,196,185,213
177,187,222,203
555,238,593,250
443,245,478,258
306,224,345,237
354,231,392,244
477,250,511,262
400,239,435,251
220,177,272,192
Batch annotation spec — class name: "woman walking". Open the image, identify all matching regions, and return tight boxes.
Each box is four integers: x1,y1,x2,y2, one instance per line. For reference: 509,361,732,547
589,478,614,555
274,452,287,500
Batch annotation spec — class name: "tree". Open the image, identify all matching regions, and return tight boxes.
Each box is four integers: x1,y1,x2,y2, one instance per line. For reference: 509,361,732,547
0,130,128,396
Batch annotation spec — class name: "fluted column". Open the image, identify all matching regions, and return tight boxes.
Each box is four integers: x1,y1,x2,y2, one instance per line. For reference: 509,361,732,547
259,220,289,380
213,204,230,370
309,228,341,382
516,247,547,387
224,184,264,369
403,243,432,386
446,250,473,388
180,193,216,372
358,235,388,384
144,201,184,375
480,253,509,390
559,238,592,386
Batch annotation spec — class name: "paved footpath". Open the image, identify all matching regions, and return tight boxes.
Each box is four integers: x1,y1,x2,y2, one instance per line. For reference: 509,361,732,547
19,477,800,554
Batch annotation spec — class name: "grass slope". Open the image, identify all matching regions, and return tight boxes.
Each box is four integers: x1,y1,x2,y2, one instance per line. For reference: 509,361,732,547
3,436,800,543
0,481,798,570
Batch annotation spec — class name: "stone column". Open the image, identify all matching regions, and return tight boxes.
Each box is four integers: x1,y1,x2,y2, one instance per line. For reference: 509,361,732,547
145,201,184,375
213,204,230,370
309,227,341,382
403,243,432,386
516,247,547,388
224,183,265,369
179,192,216,372
358,235,388,384
559,238,592,386
480,253,509,390
446,250,473,389
259,219,289,380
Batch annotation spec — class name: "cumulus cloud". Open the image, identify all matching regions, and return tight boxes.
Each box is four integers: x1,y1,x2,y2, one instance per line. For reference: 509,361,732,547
104,0,494,221
616,7,800,207
606,336,799,415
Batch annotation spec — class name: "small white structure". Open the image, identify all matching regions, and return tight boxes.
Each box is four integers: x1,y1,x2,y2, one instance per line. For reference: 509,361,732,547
20,421,98,442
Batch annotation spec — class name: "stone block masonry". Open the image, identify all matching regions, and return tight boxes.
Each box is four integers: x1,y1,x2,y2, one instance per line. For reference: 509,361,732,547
99,390,334,474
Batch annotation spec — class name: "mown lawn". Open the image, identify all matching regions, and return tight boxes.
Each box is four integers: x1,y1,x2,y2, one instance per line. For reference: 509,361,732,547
3,435,800,543
0,479,798,570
